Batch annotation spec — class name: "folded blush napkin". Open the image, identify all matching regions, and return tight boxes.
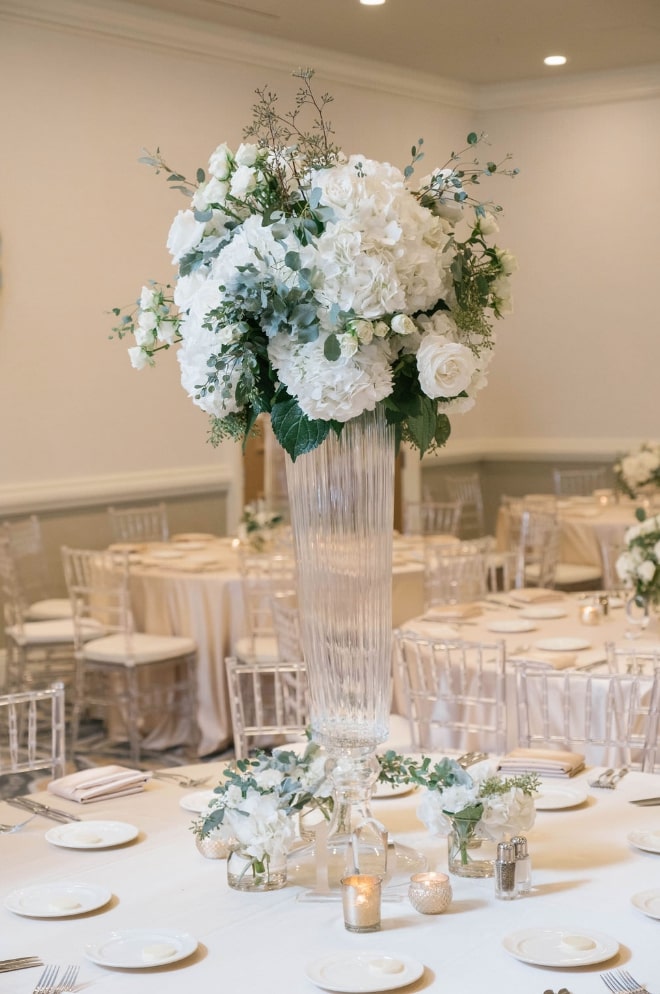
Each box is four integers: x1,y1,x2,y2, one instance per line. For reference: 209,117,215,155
497,747,585,778
510,651,578,670
423,603,483,622
509,588,566,605
48,765,152,803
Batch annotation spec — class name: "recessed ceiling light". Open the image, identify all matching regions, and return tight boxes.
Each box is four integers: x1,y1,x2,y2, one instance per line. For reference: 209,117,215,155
544,55,567,67
360,0,386,5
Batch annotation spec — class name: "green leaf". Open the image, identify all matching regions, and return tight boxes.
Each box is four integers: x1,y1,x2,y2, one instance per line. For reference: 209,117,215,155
434,413,451,448
323,333,341,360
406,397,437,455
284,251,301,271
196,167,206,184
467,132,478,145
270,397,331,460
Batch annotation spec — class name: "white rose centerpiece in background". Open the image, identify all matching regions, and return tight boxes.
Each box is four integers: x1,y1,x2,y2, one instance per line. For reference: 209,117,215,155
616,509,660,609
112,68,517,460
614,441,660,499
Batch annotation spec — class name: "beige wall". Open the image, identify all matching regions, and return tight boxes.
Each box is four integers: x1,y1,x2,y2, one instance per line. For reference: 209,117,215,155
0,1,658,532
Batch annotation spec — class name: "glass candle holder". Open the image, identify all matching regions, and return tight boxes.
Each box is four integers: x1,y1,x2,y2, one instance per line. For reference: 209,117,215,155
341,874,382,933
408,872,452,914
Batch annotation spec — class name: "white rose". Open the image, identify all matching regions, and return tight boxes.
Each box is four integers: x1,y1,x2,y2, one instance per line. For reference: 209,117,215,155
134,323,155,348
157,318,178,344
495,247,517,275
416,334,478,399
339,335,358,358
192,176,230,211
229,165,257,199
137,309,157,333
166,210,205,264
128,346,150,369
478,211,499,236
235,142,258,167
208,142,232,180
139,285,157,310
353,319,374,345
373,321,389,338
638,560,656,584
390,313,416,336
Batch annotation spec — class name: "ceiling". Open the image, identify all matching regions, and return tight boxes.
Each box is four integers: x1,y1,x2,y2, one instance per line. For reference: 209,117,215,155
121,0,660,85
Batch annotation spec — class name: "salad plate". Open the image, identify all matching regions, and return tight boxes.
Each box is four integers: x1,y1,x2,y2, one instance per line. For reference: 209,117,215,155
519,606,568,620
305,951,424,993
45,821,138,849
534,637,591,652
631,889,660,919
5,882,112,918
627,829,660,854
179,790,218,813
502,927,618,967
85,928,197,968
533,781,589,810
486,619,537,634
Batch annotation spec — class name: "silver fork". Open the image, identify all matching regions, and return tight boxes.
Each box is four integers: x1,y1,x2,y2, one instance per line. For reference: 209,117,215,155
152,772,211,788
54,964,79,992
32,964,59,994
0,812,38,833
602,968,650,994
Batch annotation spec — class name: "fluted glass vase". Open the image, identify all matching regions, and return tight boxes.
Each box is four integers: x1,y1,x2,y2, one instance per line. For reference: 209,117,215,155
285,406,424,889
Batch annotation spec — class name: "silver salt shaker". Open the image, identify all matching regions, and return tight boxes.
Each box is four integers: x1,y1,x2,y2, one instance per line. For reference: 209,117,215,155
511,835,532,896
494,842,516,900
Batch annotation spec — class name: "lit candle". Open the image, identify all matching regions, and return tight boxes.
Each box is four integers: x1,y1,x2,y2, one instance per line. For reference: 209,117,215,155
578,602,601,625
341,874,382,933
408,872,452,914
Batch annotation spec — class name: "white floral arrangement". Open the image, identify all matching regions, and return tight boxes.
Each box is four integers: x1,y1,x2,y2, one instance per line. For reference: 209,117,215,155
236,500,283,552
379,752,538,842
614,441,660,499
194,744,331,869
112,68,517,460
616,510,660,607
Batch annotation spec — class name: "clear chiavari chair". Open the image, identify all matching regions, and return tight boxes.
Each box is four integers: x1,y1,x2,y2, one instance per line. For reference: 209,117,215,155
107,502,170,544
0,681,66,781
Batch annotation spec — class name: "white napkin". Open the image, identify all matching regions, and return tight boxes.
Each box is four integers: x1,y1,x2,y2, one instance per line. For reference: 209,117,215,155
48,765,152,803
509,588,566,605
510,651,578,670
497,747,585,778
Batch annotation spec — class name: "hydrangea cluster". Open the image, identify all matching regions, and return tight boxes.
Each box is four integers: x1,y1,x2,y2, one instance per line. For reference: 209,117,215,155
614,441,660,499
616,510,660,606
113,70,517,459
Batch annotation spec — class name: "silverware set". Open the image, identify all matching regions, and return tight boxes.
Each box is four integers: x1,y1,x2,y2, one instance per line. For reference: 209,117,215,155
602,968,651,994
589,767,629,788
5,797,81,823
0,956,42,973
151,771,211,788
0,812,38,834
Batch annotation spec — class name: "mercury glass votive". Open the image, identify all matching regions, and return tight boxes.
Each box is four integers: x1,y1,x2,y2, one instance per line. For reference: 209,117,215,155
195,834,230,860
408,872,453,914
341,874,382,933
578,601,601,625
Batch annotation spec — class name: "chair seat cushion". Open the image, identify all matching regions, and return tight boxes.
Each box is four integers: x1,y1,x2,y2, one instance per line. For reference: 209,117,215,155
82,632,196,665
26,598,73,621
8,618,78,646
235,635,280,665
525,563,602,586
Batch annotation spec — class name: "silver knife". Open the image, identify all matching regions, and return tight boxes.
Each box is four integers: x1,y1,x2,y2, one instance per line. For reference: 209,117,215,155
7,797,81,822
630,797,660,806
0,958,43,973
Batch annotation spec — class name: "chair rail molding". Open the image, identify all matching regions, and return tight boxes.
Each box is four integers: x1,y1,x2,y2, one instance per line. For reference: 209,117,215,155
0,464,236,517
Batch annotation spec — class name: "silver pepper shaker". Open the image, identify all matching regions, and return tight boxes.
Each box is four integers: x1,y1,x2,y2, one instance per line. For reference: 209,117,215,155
494,842,516,900
511,835,532,896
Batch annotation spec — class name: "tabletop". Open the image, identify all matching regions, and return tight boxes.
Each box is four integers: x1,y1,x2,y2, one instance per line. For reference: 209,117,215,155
2,761,660,994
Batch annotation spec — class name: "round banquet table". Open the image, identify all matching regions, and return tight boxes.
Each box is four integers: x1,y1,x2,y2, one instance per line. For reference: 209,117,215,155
3,761,660,994
127,538,426,756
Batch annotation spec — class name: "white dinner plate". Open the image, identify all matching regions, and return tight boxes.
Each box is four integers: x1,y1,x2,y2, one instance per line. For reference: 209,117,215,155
533,780,589,810
173,541,207,551
486,619,537,634
631,889,660,919
502,928,618,967
519,606,568,620
373,781,416,799
5,882,112,918
534,637,592,652
171,533,216,543
305,951,425,993
85,928,198,968
145,548,183,560
45,821,139,850
179,790,218,813
627,829,660,854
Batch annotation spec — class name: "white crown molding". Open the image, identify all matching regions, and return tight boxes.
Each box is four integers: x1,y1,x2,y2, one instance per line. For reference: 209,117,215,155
0,465,235,516
0,0,475,110
477,63,660,111
422,437,632,465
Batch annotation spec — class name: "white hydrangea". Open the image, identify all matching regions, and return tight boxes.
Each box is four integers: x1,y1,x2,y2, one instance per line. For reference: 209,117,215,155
269,330,393,423
176,315,242,418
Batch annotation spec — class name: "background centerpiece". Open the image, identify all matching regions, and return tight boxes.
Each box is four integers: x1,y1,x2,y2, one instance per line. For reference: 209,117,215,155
113,68,517,886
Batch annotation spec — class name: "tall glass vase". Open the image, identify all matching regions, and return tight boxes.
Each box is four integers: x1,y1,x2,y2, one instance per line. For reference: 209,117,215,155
285,406,424,889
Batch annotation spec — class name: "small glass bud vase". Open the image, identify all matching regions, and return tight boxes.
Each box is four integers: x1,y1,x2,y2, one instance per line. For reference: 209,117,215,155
447,821,498,878
226,847,287,892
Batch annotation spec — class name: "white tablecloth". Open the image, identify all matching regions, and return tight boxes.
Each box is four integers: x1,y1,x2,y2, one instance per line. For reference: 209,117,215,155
3,763,660,993
128,540,425,755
